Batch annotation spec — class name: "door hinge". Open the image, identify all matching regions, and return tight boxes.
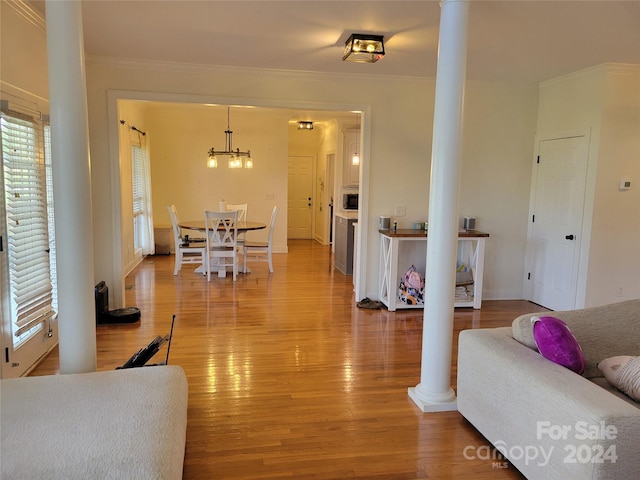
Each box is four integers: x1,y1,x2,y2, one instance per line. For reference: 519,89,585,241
5,347,9,363
0,235,3,252
527,272,531,280
537,155,540,164
532,214,535,223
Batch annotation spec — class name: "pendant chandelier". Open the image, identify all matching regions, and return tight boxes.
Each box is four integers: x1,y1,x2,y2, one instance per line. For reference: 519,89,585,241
207,107,253,169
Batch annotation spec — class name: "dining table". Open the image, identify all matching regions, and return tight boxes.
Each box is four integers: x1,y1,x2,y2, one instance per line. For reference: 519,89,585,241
178,220,266,234
178,220,266,276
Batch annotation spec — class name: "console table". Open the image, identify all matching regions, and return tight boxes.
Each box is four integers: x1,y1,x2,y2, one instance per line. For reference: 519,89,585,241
378,229,489,311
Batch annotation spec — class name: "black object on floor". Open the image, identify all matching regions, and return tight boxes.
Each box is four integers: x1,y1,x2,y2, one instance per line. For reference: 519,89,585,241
356,297,384,309
117,314,176,369
95,281,141,324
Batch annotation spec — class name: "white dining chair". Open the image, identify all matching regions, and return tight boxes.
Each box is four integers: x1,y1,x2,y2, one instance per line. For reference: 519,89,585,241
225,203,247,221
204,209,239,281
225,203,249,260
243,206,278,273
167,204,206,275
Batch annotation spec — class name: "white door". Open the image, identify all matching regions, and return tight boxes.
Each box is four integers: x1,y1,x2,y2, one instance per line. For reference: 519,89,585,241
288,156,313,239
525,135,588,310
326,153,335,244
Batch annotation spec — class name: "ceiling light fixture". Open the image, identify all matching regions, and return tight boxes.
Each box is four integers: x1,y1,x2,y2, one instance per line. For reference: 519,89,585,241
207,107,253,169
298,121,314,130
342,34,385,63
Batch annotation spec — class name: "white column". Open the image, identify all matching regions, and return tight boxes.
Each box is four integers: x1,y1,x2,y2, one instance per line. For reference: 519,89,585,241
45,0,97,374
408,0,469,412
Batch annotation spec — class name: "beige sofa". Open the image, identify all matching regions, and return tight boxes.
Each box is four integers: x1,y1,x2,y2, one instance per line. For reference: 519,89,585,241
1,365,188,480
457,299,640,480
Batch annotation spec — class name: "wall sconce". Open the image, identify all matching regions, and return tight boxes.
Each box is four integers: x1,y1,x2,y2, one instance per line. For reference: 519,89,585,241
343,34,385,63
298,121,314,130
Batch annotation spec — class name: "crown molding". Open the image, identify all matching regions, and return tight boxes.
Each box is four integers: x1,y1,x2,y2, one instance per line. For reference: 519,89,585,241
5,0,46,33
85,55,436,86
540,63,640,88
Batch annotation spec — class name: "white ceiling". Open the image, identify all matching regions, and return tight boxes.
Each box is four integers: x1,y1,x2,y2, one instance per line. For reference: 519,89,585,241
29,0,640,120
31,0,640,82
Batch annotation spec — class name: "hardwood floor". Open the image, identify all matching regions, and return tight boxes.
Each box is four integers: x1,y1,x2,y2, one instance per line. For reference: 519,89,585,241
30,239,541,479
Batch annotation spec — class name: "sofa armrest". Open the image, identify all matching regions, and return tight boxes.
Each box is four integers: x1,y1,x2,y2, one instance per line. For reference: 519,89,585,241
457,327,640,480
1,365,188,480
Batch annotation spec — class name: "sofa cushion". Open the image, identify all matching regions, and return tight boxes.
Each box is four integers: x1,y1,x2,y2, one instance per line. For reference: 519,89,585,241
532,315,585,374
512,299,640,378
598,355,640,402
0,366,188,480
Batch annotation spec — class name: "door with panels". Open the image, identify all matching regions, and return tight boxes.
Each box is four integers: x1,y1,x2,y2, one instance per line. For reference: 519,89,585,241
525,134,589,311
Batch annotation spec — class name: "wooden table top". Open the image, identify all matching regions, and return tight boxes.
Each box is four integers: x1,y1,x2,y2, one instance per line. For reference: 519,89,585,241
379,229,489,238
179,220,266,232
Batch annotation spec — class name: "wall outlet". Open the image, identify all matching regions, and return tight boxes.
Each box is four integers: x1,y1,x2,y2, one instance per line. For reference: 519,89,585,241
395,206,406,217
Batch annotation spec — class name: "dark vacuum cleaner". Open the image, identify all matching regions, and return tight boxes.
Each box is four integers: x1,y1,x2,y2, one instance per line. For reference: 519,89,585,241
94,281,141,324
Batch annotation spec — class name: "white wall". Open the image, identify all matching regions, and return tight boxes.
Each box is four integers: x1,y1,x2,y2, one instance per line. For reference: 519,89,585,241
595,69,640,303
459,81,539,299
1,2,49,101
536,64,640,306
85,59,539,305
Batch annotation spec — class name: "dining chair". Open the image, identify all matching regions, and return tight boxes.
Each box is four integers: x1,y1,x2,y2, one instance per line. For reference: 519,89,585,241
243,206,278,273
204,209,239,281
225,203,249,257
167,205,206,275
225,203,247,221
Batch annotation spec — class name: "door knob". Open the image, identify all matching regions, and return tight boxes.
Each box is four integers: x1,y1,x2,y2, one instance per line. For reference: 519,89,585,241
565,234,575,240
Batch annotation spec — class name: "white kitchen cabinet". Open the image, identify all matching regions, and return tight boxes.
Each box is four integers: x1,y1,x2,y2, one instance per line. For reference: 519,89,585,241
343,128,360,186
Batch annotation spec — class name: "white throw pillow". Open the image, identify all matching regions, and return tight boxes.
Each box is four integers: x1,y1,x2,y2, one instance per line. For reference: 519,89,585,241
598,355,640,402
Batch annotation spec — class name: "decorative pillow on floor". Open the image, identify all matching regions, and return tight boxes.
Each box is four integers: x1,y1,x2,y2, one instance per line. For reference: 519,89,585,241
531,315,586,374
598,355,640,402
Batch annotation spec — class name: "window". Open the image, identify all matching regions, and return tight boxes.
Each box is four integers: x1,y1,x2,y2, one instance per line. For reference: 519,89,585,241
130,140,154,256
1,109,57,347
131,143,144,253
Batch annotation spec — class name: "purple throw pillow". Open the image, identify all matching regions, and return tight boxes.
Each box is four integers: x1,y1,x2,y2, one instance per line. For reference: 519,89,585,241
531,315,586,374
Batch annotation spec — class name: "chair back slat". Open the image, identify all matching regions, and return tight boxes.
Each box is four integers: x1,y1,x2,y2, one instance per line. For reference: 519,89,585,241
168,204,183,244
205,210,238,248
225,203,247,221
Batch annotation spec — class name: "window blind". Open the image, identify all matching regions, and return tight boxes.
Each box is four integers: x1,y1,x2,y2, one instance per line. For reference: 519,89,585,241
44,124,58,312
1,111,56,341
132,144,144,217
